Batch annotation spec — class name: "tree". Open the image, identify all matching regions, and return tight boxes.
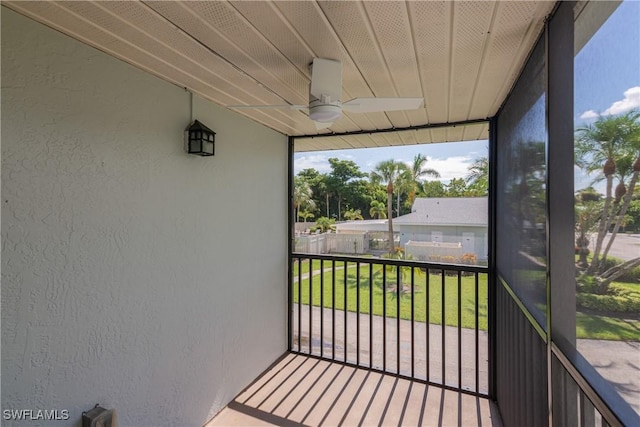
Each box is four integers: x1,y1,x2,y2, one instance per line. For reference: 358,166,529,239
446,178,468,197
420,180,446,198
405,154,440,205
298,210,315,223
371,160,407,253
626,198,640,232
327,158,365,221
600,113,640,269
343,208,364,221
600,153,635,265
339,179,379,219
575,195,602,269
369,200,387,219
465,156,489,196
395,168,413,216
293,177,315,222
576,110,640,275
298,168,328,217
315,216,336,233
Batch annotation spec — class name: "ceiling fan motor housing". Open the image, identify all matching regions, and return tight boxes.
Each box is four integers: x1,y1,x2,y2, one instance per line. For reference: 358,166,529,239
308,99,342,123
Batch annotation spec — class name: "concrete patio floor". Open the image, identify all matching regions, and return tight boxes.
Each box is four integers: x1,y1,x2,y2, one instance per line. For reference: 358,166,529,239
206,353,503,427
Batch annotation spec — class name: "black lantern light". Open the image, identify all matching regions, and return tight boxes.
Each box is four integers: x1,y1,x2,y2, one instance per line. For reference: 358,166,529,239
185,119,215,156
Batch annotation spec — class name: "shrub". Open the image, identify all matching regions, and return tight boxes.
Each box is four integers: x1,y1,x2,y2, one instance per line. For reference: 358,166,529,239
576,275,603,294
460,253,478,265
599,256,640,283
577,292,640,314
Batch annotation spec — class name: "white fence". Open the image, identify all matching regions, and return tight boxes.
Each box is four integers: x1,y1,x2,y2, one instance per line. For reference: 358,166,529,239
295,232,368,254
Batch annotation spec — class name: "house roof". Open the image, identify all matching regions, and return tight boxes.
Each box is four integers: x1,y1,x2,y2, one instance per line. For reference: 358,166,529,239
394,197,488,226
3,1,555,151
335,219,388,231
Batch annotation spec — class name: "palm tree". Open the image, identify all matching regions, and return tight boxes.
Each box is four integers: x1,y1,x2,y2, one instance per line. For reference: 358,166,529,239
406,154,440,205
465,156,489,195
293,177,315,222
599,111,640,269
298,210,315,223
575,199,601,269
371,160,406,253
465,156,489,182
315,216,335,233
344,208,364,221
395,169,413,216
576,112,634,274
369,200,387,219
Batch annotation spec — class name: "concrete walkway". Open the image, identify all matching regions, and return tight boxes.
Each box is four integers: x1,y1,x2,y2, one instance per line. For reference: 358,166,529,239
577,339,640,414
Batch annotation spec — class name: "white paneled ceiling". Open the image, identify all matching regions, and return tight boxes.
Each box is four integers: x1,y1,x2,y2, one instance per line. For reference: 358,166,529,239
4,1,555,151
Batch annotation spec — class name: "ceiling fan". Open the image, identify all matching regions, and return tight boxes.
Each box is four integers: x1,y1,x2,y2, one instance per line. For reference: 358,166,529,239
227,58,424,130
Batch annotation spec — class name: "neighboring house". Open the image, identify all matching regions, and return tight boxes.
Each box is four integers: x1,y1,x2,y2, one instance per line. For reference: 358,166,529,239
336,197,488,260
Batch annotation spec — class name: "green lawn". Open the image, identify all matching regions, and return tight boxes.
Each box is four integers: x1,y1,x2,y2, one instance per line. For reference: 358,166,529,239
293,256,373,276
576,280,640,340
293,263,489,330
576,312,640,340
292,259,324,276
292,262,640,341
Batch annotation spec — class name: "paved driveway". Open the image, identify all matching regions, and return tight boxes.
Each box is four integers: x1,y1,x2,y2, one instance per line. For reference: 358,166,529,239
589,233,640,261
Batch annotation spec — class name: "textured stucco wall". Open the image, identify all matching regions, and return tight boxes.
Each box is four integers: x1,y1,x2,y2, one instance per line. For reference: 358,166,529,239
1,8,287,426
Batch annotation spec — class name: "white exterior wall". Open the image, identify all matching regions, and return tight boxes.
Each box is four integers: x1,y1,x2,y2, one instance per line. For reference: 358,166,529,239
1,9,287,427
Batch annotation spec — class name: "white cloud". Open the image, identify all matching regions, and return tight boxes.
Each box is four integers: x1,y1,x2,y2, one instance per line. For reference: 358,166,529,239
579,86,640,121
579,110,599,120
294,154,332,175
426,155,473,182
603,86,640,116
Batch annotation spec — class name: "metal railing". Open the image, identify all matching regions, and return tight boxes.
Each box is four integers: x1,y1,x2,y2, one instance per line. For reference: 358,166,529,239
289,253,490,396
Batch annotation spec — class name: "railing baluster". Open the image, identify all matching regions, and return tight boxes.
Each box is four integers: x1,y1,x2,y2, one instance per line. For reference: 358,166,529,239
298,257,302,352
369,262,373,369
441,269,446,386
332,259,336,361
356,261,360,366
309,263,313,354
344,260,348,363
383,265,387,372
458,270,462,390
475,272,479,393
289,257,293,351
411,266,415,378
321,259,324,358
396,264,401,374
426,268,430,382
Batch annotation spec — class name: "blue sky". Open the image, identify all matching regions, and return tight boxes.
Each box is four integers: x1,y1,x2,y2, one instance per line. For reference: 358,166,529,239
294,139,487,183
574,0,640,191
295,1,639,191
575,1,639,122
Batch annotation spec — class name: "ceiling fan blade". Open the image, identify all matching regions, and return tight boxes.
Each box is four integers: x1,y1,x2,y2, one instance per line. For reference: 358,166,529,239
342,97,424,113
310,58,342,101
314,121,333,130
227,104,307,110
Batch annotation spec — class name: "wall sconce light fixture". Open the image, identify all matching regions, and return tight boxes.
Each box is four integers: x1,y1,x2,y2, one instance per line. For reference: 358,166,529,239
185,90,215,156
185,119,215,156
